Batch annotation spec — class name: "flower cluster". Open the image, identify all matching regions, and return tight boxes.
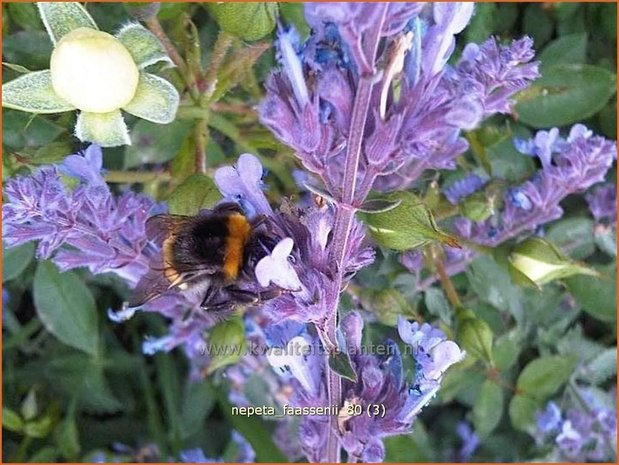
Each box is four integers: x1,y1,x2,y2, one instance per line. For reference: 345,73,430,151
2,145,157,286
536,399,617,461
260,3,539,200
258,312,464,462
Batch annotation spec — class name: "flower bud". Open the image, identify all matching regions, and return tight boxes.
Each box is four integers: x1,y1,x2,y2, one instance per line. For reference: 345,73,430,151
207,3,277,41
50,27,139,113
509,237,597,287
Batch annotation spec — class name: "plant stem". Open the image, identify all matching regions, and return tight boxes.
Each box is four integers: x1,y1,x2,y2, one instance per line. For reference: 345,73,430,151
432,249,463,308
323,6,388,463
194,119,208,174
105,170,171,184
200,31,234,106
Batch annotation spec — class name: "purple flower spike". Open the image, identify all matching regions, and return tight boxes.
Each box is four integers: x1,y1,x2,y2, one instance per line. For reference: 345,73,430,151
456,421,480,461
537,401,563,434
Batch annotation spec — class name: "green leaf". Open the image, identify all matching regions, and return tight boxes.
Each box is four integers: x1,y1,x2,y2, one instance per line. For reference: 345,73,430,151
581,348,617,385
523,3,553,48
24,415,53,438
123,73,179,124
539,33,587,69
37,2,98,44
2,241,35,281
384,421,435,462
546,217,595,260
2,61,32,74
167,174,221,216
464,3,497,44
424,288,452,325
2,407,24,433
116,23,171,68
565,264,617,322
33,261,99,356
7,3,42,30
124,119,192,168
493,330,522,371
207,316,246,374
180,381,215,440
516,64,617,128
21,389,38,421
123,3,161,22
358,288,414,326
75,110,130,147
517,355,576,399
28,446,59,462
328,351,357,383
2,71,75,113
206,3,277,41
508,394,541,432
456,308,494,364
473,380,504,438
55,406,80,460
359,192,460,251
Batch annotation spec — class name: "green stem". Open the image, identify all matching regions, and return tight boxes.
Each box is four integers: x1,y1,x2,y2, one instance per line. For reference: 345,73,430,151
12,434,33,462
194,119,209,174
200,31,235,106
104,170,171,184
432,248,463,309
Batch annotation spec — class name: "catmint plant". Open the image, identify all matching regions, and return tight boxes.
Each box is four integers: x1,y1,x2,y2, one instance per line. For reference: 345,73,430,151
2,2,617,463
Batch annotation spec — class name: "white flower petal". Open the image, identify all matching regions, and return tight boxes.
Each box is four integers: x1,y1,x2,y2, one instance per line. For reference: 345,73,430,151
38,2,98,45
2,70,75,113
116,22,173,69
75,110,131,147
123,73,179,124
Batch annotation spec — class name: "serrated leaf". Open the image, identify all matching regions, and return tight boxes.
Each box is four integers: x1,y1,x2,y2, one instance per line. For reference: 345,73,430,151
516,64,617,128
167,174,221,216
2,71,75,113
328,351,357,382
75,110,130,147
517,355,576,399
122,73,179,124
473,380,504,438
359,191,460,251
116,22,172,69
3,241,35,281
33,261,99,356
2,407,24,433
37,2,98,44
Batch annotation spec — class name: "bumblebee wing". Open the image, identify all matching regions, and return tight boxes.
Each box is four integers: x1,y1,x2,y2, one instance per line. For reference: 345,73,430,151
128,265,174,307
145,214,195,243
129,264,221,308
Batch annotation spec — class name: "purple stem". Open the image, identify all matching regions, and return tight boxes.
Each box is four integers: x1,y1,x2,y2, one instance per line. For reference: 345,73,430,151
323,6,388,462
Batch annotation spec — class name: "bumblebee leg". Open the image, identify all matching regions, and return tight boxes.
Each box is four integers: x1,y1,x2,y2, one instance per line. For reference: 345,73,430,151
226,287,283,304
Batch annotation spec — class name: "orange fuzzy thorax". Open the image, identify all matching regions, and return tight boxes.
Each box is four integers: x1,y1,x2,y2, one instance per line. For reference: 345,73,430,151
223,213,251,280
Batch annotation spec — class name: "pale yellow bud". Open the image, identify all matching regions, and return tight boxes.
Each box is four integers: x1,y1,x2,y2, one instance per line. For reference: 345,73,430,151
50,27,139,113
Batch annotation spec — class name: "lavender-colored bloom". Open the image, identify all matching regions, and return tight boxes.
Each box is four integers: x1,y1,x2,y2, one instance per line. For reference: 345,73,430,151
537,401,562,434
459,125,616,247
586,183,617,223
2,145,157,286
456,421,480,462
179,431,254,463
261,4,539,197
444,175,487,204
535,396,617,462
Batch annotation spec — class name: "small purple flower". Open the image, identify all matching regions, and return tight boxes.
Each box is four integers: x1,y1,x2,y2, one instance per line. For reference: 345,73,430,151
444,175,487,204
179,431,254,463
586,183,617,223
456,421,480,461
537,401,562,434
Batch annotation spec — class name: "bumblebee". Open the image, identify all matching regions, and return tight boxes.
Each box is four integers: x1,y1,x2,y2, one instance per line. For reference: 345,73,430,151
129,202,280,312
